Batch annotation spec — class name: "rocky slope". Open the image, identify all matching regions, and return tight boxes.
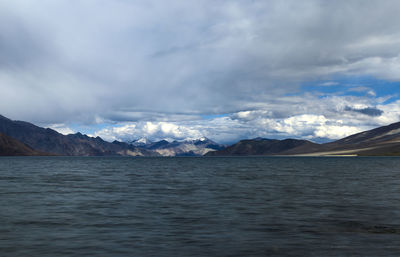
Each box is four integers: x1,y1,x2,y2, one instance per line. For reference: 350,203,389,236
205,138,319,156
0,115,157,156
207,122,400,156
0,133,44,156
311,121,400,156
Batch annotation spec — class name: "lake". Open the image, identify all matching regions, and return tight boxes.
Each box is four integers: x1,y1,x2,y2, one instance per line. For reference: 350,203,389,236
1,157,400,256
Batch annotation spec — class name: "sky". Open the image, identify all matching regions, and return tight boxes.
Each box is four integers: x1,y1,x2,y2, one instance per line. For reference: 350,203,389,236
1,0,400,144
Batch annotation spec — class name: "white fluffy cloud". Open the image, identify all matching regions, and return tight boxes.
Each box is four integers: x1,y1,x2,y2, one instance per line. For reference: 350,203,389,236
47,124,75,135
94,121,203,142
90,89,400,144
93,113,365,144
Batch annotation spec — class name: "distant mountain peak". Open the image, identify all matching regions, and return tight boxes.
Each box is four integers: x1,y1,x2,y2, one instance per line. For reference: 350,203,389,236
135,137,224,156
131,137,153,146
137,137,151,144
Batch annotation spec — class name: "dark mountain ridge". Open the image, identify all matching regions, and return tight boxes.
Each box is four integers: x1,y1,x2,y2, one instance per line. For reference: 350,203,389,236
324,122,400,149
2,113,400,156
206,138,319,156
0,133,45,156
317,121,400,156
207,121,400,156
0,115,157,156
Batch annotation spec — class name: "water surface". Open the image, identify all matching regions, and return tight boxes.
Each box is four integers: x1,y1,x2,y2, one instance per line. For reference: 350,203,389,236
1,157,400,256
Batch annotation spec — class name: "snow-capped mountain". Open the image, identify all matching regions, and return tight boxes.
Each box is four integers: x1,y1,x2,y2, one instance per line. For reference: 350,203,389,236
130,138,153,147
129,137,225,156
148,137,224,156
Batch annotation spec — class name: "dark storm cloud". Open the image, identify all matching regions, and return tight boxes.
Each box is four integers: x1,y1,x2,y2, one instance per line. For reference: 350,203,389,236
0,0,400,137
0,13,48,68
344,106,384,117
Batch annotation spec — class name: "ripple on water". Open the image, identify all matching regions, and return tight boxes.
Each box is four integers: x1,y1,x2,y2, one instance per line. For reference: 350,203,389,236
1,156,400,256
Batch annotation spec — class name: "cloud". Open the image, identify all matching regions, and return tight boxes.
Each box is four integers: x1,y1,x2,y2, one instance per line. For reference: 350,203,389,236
47,124,75,135
1,1,400,141
93,92,393,143
89,88,400,144
376,100,400,124
319,82,339,87
93,121,203,142
344,106,383,117
93,112,368,144
347,86,377,97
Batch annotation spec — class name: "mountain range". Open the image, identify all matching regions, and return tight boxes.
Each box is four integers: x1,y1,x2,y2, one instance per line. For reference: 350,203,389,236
309,121,400,156
0,115,157,156
137,137,225,156
205,138,320,156
207,121,400,156
0,114,224,156
1,114,400,156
